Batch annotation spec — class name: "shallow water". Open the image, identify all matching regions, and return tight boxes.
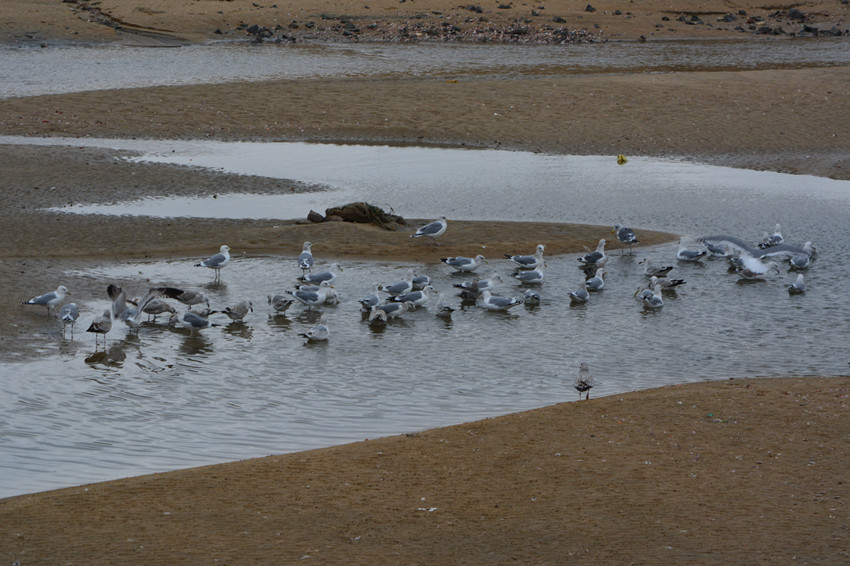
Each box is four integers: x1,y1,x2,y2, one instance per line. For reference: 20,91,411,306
3,38,850,99
2,138,850,498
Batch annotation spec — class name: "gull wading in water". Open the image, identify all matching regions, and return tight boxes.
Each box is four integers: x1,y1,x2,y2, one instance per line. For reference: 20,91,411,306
642,283,664,309
170,311,218,333
574,362,594,400
613,224,638,254
513,267,544,285
288,280,333,309
578,239,606,266
759,223,784,248
391,284,437,308
86,309,113,348
298,262,342,285
195,244,231,281
379,269,415,297
454,273,503,293
298,241,314,274
478,290,523,311
155,286,210,311
676,239,708,262
410,216,448,245
585,268,605,291
268,294,294,314
58,303,79,337
369,300,415,323
505,244,545,269
442,254,487,272
733,254,781,280
22,285,69,316
569,278,590,305
223,300,253,322
299,315,330,342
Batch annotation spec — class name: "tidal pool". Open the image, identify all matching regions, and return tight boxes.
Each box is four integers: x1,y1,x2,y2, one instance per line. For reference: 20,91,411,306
2,137,849,499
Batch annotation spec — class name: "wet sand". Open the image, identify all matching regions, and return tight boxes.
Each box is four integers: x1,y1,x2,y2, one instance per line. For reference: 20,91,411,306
1,1,849,563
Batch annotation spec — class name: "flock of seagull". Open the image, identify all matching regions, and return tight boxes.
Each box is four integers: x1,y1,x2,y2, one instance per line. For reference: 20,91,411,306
21,217,815,396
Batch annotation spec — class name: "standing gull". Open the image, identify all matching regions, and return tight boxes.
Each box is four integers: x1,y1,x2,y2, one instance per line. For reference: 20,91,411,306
289,280,333,309
22,285,69,316
613,224,638,254
577,239,607,266
170,311,218,333
59,303,79,338
195,245,231,281
299,262,342,284
442,254,487,272
574,362,594,400
154,287,210,311
140,298,176,322
412,273,432,290
86,309,113,348
297,241,314,274
478,290,523,311
379,269,415,296
505,244,545,270
223,300,253,322
513,267,544,285
268,294,294,314
410,216,448,245
392,285,437,308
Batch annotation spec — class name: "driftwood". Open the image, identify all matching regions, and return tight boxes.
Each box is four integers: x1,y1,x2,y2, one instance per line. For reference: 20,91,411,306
312,202,406,230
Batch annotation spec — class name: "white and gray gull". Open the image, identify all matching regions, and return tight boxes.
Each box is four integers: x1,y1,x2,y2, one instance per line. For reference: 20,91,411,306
195,244,231,281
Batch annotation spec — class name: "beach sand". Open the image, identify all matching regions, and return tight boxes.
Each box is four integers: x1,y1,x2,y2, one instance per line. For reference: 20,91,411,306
1,1,849,563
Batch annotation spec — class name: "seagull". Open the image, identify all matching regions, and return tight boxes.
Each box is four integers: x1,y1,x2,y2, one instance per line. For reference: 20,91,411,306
58,303,79,337
289,280,333,309
442,254,487,272
577,239,607,267
788,242,815,270
759,223,784,248
293,284,339,304
676,239,708,262
505,244,545,269
787,273,806,294
169,311,218,333
642,283,664,309
298,262,342,284
392,284,436,308
359,283,382,311
454,272,502,292
412,273,432,290
478,290,523,311
734,255,781,280
613,224,638,254
86,309,113,348
457,288,480,303
434,299,455,317
513,267,544,285
569,278,590,305
195,245,231,281
108,286,169,330
575,362,594,400
640,258,674,277
410,216,447,244
268,294,294,314
223,300,253,322
22,285,69,315
139,298,176,321
299,315,329,342
523,289,541,305
585,268,605,291
369,300,415,323
635,276,685,299
154,287,210,311
379,269,415,296
298,241,314,273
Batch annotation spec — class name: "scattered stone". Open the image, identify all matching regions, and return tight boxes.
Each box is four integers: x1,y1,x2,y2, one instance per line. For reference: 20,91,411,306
307,210,325,223
585,4,596,13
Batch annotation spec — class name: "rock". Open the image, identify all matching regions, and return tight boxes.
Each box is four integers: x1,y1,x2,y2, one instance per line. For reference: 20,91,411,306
322,202,406,230
585,4,596,13
788,8,805,20
307,210,325,223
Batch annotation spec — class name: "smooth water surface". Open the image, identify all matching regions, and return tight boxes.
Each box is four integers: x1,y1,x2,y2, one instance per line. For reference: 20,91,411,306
2,137,850,499
3,39,850,99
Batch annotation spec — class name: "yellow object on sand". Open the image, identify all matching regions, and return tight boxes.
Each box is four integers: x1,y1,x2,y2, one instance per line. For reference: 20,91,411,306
617,154,628,165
